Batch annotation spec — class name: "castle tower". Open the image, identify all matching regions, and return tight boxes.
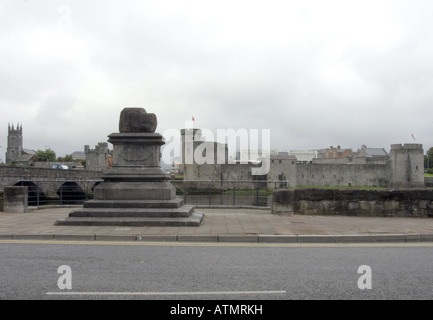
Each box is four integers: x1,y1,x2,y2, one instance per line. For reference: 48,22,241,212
84,142,110,171
180,128,202,166
389,144,425,188
6,123,23,164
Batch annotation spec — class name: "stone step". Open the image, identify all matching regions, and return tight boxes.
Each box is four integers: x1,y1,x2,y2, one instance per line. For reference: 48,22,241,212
83,198,184,209
69,205,195,218
55,211,204,227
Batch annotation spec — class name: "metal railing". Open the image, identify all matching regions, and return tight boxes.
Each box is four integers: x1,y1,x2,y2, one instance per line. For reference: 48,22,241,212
12,180,103,207
172,180,289,207
6,179,290,208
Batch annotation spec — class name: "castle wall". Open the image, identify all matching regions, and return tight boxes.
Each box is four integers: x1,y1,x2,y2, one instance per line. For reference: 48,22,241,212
389,144,425,188
267,156,297,188
222,163,253,189
179,128,425,190
297,163,389,187
184,145,425,189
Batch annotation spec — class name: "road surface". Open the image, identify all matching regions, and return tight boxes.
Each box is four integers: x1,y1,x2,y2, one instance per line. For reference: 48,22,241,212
0,240,432,301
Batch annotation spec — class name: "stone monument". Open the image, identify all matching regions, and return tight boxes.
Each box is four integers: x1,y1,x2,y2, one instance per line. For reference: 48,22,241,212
55,107,203,226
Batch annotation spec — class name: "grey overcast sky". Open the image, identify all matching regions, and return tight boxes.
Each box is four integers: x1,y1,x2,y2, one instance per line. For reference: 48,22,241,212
1,0,432,161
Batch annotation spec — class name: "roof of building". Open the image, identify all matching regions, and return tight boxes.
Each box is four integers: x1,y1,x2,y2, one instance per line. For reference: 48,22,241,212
22,149,36,155
71,151,86,160
350,145,389,158
15,154,37,163
270,154,297,160
364,148,388,157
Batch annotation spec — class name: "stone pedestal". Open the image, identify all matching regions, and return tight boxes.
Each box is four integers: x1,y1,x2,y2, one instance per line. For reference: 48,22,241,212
55,108,203,227
4,186,28,213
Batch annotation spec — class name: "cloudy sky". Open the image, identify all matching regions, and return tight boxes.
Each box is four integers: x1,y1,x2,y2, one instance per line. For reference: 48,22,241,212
1,0,432,162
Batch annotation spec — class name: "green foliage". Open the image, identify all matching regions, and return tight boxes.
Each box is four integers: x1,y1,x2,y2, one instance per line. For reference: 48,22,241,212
292,185,387,190
427,147,433,158
57,155,73,162
36,149,56,162
425,147,433,169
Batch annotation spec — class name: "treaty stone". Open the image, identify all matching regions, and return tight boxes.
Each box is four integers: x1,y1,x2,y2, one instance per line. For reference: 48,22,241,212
119,108,157,133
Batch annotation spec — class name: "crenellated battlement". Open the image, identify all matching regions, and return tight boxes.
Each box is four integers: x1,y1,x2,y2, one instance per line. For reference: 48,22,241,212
85,142,109,155
8,123,23,134
390,143,423,151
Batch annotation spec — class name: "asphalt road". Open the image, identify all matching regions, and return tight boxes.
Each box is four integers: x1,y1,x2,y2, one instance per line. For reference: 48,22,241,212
0,241,432,301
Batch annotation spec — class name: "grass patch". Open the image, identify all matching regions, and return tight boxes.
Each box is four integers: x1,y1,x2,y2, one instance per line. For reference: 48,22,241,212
222,189,274,196
425,173,433,178
224,185,387,195
290,185,387,190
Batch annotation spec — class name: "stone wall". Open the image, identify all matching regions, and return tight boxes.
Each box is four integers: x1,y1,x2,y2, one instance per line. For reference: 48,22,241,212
179,129,425,191
272,188,433,218
0,166,102,194
0,166,101,182
297,163,389,187
424,177,433,188
268,155,297,188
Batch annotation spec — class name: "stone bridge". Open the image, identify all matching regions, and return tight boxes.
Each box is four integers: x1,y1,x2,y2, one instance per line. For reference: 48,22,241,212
0,167,103,204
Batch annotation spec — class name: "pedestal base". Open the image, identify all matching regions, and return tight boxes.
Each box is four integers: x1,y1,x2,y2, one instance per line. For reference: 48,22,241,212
55,211,204,227
56,197,204,226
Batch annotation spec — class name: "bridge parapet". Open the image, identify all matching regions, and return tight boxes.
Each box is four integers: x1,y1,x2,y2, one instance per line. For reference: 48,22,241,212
0,166,103,193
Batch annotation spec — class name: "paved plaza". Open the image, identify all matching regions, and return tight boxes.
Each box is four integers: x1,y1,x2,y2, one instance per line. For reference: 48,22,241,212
1,206,433,243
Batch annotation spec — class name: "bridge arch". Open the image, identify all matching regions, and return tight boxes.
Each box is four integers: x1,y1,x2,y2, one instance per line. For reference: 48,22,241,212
13,181,48,206
91,181,102,191
57,182,87,204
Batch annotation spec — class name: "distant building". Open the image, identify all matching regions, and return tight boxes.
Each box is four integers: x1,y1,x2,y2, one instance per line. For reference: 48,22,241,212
287,150,318,163
348,145,389,164
85,143,112,171
5,123,23,164
71,151,86,160
15,151,38,167
240,149,318,164
5,124,37,166
318,145,354,159
238,149,278,162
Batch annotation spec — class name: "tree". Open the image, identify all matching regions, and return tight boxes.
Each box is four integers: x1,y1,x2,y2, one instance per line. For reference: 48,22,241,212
57,155,73,162
425,147,433,169
36,149,56,162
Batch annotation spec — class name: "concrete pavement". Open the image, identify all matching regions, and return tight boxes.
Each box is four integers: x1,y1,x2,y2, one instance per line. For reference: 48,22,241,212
1,206,433,243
